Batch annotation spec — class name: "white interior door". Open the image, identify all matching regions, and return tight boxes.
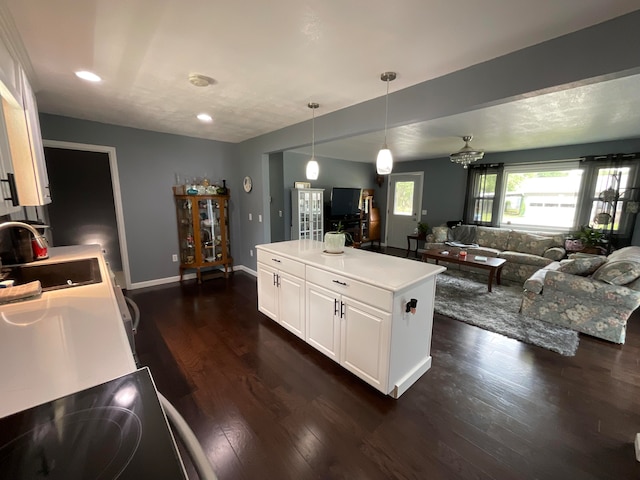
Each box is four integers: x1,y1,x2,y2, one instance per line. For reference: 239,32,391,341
385,172,424,249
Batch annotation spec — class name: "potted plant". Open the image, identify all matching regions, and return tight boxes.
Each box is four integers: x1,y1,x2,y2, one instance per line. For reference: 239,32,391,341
574,225,607,254
324,221,353,253
417,222,429,239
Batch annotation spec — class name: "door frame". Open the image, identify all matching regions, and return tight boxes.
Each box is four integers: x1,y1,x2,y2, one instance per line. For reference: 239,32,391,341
42,140,132,289
384,171,425,248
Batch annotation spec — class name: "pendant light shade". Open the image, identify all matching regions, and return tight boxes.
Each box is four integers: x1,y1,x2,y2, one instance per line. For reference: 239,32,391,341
377,72,396,175
306,158,319,180
376,146,393,175
306,102,319,180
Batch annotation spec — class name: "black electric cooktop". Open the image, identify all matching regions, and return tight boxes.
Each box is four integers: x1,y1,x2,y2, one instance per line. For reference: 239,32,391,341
0,368,187,479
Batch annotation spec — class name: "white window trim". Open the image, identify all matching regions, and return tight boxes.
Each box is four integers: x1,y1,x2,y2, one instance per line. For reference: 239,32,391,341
498,160,583,232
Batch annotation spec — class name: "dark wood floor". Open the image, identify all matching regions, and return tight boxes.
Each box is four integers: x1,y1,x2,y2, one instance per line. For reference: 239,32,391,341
130,258,640,480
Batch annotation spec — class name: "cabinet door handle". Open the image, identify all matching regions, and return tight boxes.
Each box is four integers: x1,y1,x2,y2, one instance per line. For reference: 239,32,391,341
276,274,280,287
273,273,277,286
271,258,281,263
334,298,339,315
1,173,20,206
340,301,345,318
332,279,348,286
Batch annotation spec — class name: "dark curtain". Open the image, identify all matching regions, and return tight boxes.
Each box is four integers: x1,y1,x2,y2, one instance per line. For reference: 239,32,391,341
463,163,504,226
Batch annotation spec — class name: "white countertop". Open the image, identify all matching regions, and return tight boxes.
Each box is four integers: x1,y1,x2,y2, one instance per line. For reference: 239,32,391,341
256,240,445,292
0,245,137,418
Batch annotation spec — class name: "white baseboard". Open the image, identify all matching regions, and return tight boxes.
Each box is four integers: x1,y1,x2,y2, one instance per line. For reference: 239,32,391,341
128,265,255,290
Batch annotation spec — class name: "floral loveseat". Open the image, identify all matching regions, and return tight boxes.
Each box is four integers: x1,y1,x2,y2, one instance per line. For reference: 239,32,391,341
424,225,566,283
521,246,640,343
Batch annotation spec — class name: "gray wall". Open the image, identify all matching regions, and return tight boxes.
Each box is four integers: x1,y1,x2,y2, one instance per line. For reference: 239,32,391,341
390,139,640,240
233,11,640,271
281,152,377,241
39,114,237,284
37,11,640,279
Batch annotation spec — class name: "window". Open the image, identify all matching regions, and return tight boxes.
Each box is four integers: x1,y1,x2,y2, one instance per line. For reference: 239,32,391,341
464,164,503,225
465,157,639,237
393,181,414,216
588,166,631,233
498,163,583,230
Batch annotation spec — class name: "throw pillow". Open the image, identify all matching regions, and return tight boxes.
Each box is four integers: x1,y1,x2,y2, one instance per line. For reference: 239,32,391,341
592,260,640,285
558,257,607,276
432,226,449,243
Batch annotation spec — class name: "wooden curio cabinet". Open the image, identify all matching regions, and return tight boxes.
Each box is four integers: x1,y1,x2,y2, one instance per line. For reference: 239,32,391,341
174,192,232,283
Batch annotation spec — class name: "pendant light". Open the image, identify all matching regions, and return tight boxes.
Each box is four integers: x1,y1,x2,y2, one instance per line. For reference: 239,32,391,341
377,72,396,175
306,102,320,180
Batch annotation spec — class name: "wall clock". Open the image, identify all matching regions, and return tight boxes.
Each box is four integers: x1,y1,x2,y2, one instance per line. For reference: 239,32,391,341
243,176,253,193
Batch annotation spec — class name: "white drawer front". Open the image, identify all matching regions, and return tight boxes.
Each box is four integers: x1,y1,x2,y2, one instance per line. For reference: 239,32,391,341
306,266,392,312
257,250,305,278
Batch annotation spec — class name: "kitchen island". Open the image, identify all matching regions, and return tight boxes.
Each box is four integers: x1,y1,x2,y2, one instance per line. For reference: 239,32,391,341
256,240,445,398
0,245,137,418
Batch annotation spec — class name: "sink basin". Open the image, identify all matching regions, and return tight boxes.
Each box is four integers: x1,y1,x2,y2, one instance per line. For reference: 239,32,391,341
0,258,102,292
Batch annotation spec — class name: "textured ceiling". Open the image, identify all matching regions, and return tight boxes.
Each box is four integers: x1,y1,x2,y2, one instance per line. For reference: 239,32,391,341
3,0,640,160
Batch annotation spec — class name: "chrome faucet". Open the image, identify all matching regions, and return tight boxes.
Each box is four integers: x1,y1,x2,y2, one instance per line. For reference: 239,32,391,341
0,221,49,250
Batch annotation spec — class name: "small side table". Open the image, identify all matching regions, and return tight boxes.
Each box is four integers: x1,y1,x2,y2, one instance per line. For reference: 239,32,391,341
406,234,426,257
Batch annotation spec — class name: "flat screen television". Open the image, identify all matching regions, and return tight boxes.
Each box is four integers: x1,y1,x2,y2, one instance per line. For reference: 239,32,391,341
330,187,362,218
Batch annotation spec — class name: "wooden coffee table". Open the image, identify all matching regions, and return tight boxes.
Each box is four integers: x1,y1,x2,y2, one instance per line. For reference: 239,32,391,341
421,248,506,292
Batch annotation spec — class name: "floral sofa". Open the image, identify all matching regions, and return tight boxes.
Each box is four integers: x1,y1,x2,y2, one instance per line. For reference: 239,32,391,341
521,246,640,343
424,225,566,283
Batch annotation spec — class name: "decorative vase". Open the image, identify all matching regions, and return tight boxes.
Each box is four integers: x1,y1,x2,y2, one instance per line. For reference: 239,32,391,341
324,232,345,253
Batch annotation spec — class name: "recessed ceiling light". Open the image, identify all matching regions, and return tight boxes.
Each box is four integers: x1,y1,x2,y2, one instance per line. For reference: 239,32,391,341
75,71,102,82
197,113,213,123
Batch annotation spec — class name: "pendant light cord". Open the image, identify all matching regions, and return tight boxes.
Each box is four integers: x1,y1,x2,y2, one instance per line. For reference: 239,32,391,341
383,78,389,146
312,105,315,158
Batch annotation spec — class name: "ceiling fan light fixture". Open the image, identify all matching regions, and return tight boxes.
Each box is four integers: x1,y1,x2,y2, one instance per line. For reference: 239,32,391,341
377,71,396,175
450,135,484,168
306,102,320,180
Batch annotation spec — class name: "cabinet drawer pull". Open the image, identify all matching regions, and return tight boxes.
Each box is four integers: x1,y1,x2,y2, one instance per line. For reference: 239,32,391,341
271,258,281,263
332,279,348,286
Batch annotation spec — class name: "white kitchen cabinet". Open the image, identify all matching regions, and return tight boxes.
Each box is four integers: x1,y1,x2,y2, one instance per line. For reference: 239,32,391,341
291,188,324,241
0,36,22,109
257,250,305,339
306,265,391,391
1,69,50,207
256,240,445,398
0,101,20,215
306,282,341,361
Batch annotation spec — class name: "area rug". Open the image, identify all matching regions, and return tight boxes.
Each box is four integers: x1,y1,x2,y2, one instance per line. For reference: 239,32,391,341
434,270,579,356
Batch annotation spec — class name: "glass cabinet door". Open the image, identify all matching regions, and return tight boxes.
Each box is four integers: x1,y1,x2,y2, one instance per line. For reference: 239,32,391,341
176,197,196,264
198,198,216,263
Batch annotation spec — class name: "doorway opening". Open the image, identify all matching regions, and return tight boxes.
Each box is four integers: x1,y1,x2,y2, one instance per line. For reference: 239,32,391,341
42,140,131,289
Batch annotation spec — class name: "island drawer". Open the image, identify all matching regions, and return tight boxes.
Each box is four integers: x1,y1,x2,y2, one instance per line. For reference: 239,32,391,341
257,250,305,278
306,265,392,312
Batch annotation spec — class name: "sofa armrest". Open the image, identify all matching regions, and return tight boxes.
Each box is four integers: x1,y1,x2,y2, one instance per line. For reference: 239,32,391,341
543,270,640,310
543,246,565,261
523,262,562,293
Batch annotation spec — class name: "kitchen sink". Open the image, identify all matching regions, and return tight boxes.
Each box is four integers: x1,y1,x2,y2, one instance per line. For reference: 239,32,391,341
0,258,102,292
